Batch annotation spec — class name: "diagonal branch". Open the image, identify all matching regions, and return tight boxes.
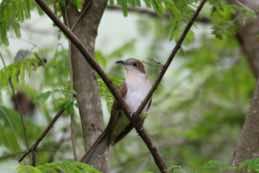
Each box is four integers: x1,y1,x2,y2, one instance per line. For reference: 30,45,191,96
18,108,65,162
70,113,78,160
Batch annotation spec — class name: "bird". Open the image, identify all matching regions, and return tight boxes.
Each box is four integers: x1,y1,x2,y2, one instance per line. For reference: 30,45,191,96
81,58,152,163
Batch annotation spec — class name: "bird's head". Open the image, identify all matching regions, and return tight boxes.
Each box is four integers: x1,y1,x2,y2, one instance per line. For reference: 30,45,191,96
116,58,146,74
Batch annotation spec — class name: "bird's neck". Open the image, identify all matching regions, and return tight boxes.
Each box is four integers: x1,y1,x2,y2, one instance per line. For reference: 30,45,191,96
124,70,151,113
125,70,147,86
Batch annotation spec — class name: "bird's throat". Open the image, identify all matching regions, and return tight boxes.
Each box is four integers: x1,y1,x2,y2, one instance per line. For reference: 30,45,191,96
124,72,151,113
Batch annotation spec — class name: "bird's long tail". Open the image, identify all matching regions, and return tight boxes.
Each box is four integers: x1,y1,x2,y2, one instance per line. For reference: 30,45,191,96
81,131,110,163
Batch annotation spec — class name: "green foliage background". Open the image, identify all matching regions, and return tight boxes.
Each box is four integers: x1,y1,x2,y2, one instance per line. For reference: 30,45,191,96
0,0,258,173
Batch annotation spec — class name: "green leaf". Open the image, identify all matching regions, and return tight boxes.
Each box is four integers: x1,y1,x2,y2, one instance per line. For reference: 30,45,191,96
0,125,20,152
18,165,42,173
210,2,237,39
18,161,101,173
0,106,41,152
240,158,259,173
0,54,43,88
118,0,129,16
0,0,36,45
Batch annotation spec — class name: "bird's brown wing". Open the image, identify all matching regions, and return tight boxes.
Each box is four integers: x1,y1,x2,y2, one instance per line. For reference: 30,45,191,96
113,98,152,144
106,82,152,145
105,83,127,144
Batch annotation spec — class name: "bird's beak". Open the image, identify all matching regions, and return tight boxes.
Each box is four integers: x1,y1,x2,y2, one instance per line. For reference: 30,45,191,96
116,60,126,65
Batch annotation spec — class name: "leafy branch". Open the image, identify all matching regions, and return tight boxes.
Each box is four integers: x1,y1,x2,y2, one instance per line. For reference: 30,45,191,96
18,160,101,173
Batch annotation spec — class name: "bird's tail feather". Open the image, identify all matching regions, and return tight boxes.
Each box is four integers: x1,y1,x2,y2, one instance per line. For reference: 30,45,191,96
81,131,109,163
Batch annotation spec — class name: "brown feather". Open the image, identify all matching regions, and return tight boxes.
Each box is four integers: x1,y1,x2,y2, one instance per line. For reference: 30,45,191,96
136,61,145,73
112,99,152,144
82,83,128,162
105,83,127,143
106,81,154,145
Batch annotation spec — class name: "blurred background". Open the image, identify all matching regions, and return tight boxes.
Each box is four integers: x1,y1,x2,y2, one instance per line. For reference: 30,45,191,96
0,1,257,173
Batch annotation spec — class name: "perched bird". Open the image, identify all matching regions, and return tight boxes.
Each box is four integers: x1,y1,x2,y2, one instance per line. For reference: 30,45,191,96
82,58,152,163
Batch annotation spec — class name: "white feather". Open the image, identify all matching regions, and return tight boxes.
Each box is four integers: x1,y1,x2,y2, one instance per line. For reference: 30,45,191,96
124,68,152,113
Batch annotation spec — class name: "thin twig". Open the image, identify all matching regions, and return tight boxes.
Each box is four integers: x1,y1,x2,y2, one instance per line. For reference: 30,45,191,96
106,5,210,24
70,113,78,160
0,139,70,161
48,134,68,162
0,52,7,67
71,0,93,31
0,152,24,161
31,150,36,166
18,108,65,162
107,5,163,18
33,0,168,172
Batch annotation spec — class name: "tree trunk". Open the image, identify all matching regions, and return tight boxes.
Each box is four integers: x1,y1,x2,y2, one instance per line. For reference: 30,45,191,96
232,81,259,166
236,18,259,79
228,0,259,170
64,1,108,172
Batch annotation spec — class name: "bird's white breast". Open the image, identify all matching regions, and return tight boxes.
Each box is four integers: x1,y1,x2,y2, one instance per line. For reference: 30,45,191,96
124,73,151,113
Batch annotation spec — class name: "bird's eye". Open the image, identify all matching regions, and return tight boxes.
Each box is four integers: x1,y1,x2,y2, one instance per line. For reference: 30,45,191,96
133,63,137,67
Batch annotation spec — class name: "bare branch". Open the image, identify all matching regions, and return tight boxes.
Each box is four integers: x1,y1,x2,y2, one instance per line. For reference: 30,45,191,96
18,108,65,162
107,5,164,18
106,5,210,24
0,52,7,67
70,114,78,160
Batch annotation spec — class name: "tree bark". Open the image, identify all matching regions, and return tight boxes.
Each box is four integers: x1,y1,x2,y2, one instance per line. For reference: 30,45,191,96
64,1,108,172
236,18,259,79
232,81,259,167
228,0,259,170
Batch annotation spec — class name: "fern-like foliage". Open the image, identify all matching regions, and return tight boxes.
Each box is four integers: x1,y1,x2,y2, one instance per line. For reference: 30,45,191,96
0,106,41,153
0,0,57,45
0,0,35,44
109,0,197,20
1,0,254,45
17,160,101,173
0,54,43,88
240,158,259,173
